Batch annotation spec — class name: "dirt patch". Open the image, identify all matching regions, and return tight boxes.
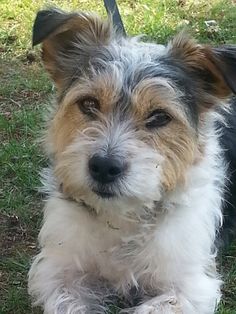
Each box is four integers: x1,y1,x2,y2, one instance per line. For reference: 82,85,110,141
0,214,34,255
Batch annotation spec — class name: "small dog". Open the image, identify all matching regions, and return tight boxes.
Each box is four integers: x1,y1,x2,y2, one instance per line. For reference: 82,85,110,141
28,8,236,314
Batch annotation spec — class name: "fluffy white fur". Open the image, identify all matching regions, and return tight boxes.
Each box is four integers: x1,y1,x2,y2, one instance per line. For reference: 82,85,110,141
28,111,224,314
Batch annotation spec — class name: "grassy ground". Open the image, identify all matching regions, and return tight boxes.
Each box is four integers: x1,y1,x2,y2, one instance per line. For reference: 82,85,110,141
0,0,236,313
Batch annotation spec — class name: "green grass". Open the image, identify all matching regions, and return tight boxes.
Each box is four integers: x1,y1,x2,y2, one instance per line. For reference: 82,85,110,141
0,0,236,313
217,243,236,314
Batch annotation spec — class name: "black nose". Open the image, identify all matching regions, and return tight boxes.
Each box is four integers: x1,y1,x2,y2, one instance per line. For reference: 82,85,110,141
88,155,125,184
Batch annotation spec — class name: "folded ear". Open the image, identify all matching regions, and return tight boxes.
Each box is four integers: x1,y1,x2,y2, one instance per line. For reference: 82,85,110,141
167,34,236,107
32,8,112,90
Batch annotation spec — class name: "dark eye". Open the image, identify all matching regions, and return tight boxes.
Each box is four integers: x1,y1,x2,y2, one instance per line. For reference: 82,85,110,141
146,109,172,129
76,97,100,117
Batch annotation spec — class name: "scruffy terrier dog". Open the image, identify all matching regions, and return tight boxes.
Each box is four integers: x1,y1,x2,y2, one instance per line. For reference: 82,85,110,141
28,8,236,314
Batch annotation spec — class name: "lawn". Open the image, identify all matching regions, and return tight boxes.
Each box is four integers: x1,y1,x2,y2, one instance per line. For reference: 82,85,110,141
0,0,236,313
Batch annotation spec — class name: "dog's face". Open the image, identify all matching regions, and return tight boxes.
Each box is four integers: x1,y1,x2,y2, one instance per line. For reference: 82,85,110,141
33,9,236,211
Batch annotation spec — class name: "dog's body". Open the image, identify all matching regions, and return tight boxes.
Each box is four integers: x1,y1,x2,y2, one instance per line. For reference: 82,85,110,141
219,100,236,246
28,8,236,314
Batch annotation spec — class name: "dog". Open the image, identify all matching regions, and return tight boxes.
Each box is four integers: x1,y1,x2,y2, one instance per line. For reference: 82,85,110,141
28,8,236,314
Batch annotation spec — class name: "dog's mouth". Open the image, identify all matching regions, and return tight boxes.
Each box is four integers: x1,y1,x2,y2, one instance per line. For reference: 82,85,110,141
93,189,116,199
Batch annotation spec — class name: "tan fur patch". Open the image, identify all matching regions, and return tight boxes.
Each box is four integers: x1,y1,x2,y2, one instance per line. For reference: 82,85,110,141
46,70,122,156
168,33,232,101
131,78,198,191
132,77,189,125
152,126,197,191
137,120,197,192
47,103,85,156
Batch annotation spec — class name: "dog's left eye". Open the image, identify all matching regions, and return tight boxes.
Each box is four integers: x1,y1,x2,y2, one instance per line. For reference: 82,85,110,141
146,109,172,129
76,97,100,117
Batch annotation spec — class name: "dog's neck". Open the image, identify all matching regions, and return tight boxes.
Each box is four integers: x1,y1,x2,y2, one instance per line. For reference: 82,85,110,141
58,181,166,230
59,183,97,214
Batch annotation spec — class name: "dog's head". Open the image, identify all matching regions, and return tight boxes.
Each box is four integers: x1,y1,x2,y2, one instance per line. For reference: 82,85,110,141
33,8,236,212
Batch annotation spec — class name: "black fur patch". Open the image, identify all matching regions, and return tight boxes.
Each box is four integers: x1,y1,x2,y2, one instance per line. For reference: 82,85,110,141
213,47,236,94
32,8,76,46
219,97,236,246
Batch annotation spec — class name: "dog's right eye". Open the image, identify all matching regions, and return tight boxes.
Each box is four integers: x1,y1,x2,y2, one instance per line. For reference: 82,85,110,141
146,109,172,129
76,97,100,118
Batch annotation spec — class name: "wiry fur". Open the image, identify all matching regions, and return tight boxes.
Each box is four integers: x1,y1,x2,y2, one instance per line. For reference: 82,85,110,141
28,8,236,314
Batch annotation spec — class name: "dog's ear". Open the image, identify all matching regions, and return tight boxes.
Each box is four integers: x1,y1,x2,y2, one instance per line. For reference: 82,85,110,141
32,8,112,90
167,33,236,107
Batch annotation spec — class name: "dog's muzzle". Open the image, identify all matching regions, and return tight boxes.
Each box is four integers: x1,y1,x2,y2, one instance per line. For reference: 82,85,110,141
88,154,127,198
